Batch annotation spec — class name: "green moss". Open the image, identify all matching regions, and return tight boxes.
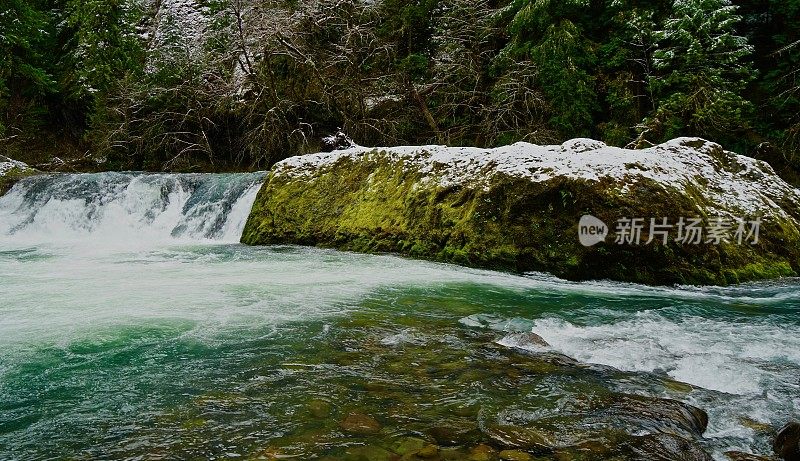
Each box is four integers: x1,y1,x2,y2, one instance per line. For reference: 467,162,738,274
0,167,38,196
241,150,800,286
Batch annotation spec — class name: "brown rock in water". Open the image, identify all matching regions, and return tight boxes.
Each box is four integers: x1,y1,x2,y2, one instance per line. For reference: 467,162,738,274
340,412,382,435
774,422,800,461
468,444,497,461
484,425,553,453
308,398,332,419
499,449,533,461
606,394,709,437
662,378,694,393
428,425,482,446
344,445,398,461
504,332,550,348
628,433,713,461
417,444,439,458
394,437,427,455
725,451,775,461
740,417,773,433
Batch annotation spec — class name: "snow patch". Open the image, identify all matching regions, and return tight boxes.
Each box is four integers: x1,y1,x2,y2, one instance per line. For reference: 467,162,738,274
272,138,800,218
0,156,33,177
148,0,209,64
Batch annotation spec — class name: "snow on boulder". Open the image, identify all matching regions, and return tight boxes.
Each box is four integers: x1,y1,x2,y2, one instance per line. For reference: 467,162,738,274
0,156,37,196
242,138,800,285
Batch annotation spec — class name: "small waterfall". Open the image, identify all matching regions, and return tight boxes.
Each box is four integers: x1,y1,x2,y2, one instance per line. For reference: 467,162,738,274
0,172,266,243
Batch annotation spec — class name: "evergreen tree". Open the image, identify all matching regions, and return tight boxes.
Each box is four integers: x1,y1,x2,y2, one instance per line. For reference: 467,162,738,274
643,0,756,146
0,0,55,137
63,0,143,101
598,3,661,146
759,0,800,158
497,0,598,138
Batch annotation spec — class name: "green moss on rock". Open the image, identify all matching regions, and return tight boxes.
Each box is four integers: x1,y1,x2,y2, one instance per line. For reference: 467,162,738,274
0,161,38,196
241,143,800,286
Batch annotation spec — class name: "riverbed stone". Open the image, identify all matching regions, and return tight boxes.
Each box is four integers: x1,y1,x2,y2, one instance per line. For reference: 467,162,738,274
774,422,800,461
604,394,709,437
437,447,471,460
740,417,773,433
428,425,482,446
451,403,480,417
344,445,398,461
417,444,439,458
498,449,533,461
499,332,550,351
308,398,333,419
484,425,554,452
341,412,382,435
725,451,775,461
662,379,694,394
468,444,498,461
628,433,713,461
394,437,427,455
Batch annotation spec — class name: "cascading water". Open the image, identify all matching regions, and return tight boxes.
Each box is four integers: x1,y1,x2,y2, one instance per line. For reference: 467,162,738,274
0,172,266,244
0,173,797,461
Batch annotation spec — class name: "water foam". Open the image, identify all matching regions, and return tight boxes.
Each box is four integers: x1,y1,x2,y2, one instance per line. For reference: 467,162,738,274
467,303,799,459
528,312,800,395
0,172,266,245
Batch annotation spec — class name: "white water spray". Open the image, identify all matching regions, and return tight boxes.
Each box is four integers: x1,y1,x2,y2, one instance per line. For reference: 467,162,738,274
0,172,266,245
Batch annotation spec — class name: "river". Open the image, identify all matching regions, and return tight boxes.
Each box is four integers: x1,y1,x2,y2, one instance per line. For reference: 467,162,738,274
0,173,797,460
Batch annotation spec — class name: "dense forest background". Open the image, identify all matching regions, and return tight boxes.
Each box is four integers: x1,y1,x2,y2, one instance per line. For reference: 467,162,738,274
1,0,798,181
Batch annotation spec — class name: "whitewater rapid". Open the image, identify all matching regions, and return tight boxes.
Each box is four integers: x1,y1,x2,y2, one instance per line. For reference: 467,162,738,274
0,172,265,245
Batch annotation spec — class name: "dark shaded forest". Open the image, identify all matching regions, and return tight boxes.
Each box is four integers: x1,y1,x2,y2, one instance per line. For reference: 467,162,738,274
1,0,798,181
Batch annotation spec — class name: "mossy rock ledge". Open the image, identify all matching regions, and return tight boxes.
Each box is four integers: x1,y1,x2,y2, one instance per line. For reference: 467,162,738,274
0,156,38,196
241,137,800,285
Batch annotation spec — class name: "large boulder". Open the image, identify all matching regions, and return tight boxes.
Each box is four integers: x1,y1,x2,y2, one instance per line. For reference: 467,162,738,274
241,138,800,285
0,156,37,196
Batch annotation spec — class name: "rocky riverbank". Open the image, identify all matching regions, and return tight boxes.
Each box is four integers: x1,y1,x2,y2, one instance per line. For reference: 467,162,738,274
241,138,800,285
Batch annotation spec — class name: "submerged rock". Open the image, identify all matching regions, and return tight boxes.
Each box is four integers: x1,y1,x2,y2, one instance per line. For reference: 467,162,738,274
628,433,713,460
0,155,37,195
468,444,498,461
498,449,532,461
341,412,382,435
662,379,695,394
393,437,427,455
343,445,397,461
428,425,482,447
546,432,713,461
499,332,550,349
739,417,774,433
602,394,709,437
774,422,800,461
416,444,439,458
241,138,800,285
725,451,776,461
484,425,553,452
308,398,333,419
